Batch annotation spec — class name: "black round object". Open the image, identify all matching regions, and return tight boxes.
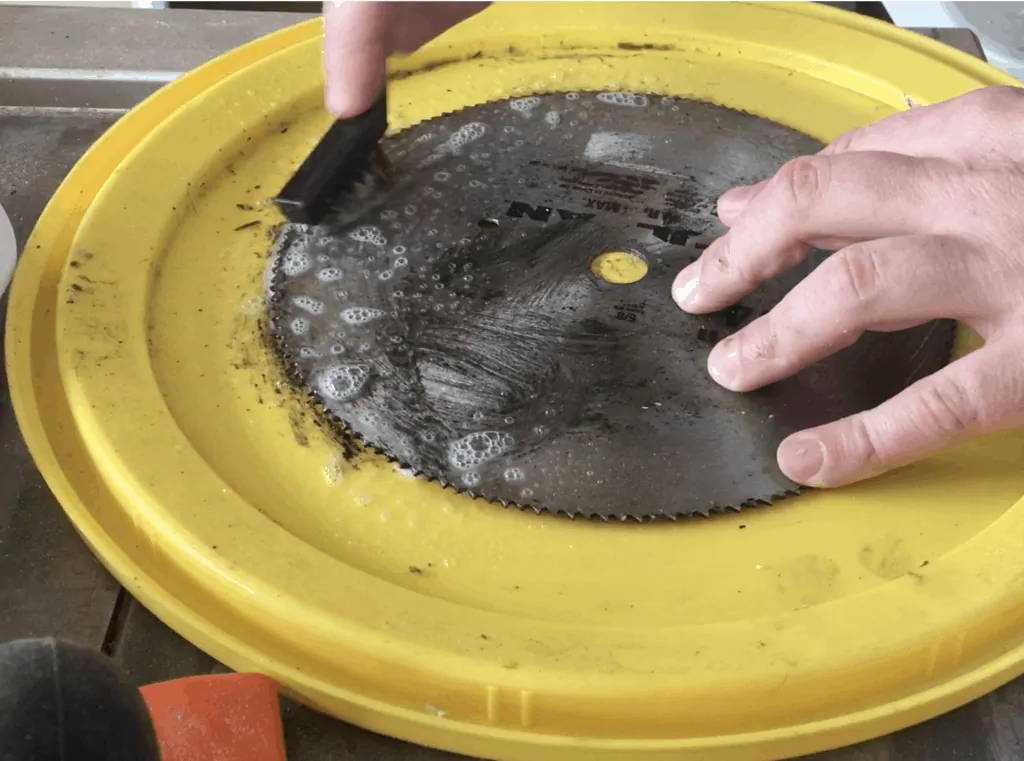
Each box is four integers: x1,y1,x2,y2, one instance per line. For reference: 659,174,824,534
269,92,954,519
0,638,161,761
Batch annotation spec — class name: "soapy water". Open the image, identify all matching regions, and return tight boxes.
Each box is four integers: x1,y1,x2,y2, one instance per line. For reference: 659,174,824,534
510,96,541,114
448,431,515,471
281,249,312,277
462,471,481,487
341,307,386,326
503,467,525,482
544,110,561,127
597,92,649,108
348,226,387,246
356,409,416,461
290,317,309,335
316,267,343,283
316,363,370,402
292,295,325,315
440,122,487,154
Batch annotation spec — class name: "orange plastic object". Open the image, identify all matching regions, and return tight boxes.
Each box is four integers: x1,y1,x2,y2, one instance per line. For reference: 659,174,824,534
140,674,287,761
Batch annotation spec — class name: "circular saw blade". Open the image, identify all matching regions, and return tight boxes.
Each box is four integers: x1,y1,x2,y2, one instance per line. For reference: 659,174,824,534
268,92,954,520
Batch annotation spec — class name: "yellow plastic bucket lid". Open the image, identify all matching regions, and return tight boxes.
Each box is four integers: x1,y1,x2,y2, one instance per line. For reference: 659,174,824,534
8,4,1024,760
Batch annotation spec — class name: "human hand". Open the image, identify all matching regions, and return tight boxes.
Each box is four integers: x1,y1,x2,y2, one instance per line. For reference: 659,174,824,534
672,86,1024,488
322,1,490,118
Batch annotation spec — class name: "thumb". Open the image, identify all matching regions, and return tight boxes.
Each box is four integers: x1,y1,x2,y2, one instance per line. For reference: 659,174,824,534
322,1,392,118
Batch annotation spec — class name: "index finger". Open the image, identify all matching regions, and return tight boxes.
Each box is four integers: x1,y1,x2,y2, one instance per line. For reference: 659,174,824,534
673,151,956,314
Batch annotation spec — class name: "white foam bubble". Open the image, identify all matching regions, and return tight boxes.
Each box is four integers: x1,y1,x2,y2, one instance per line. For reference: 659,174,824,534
433,171,450,182
316,363,370,401
462,471,481,487
597,92,648,107
378,270,393,281
443,122,487,153
330,343,345,355
341,307,386,326
393,245,406,255
299,347,322,359
565,92,580,100
290,317,309,335
348,226,387,246
447,431,514,471
543,110,561,127
503,467,525,482
394,257,408,268
293,295,325,315
317,267,343,283
510,96,541,114
281,250,312,277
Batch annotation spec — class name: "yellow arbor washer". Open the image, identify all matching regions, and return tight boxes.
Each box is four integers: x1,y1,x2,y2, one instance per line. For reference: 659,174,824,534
7,3,1024,760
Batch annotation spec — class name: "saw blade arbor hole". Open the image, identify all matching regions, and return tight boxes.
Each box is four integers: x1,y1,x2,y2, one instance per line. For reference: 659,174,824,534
591,249,649,285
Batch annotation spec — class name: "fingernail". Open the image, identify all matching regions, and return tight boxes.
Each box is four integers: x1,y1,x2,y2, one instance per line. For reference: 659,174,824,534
707,337,743,390
777,436,826,484
672,260,702,310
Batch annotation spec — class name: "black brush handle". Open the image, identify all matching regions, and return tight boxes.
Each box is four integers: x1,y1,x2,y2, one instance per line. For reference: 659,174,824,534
274,88,388,226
